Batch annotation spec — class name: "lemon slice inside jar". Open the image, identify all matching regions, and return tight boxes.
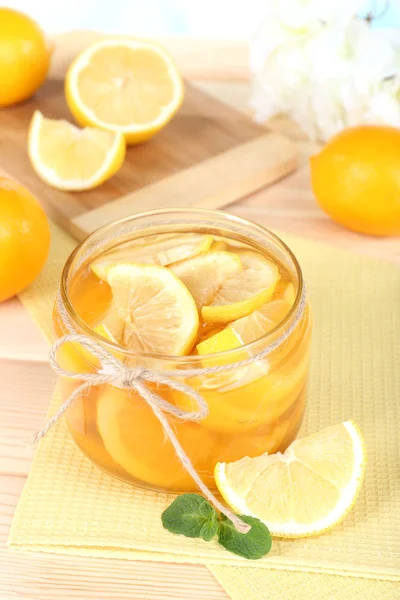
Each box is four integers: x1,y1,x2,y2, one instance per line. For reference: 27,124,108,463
228,298,294,344
170,250,242,309
96,263,199,355
96,386,219,491
201,250,280,323
91,233,214,279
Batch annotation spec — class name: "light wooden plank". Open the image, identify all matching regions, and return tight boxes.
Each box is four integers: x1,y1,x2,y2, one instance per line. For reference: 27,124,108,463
71,133,298,238
230,205,400,264
0,298,49,362
0,360,54,477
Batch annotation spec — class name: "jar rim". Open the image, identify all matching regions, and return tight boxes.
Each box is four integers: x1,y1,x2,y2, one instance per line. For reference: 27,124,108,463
60,207,305,364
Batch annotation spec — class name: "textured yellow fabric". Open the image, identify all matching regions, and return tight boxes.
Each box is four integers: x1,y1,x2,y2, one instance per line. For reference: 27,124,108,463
8,222,400,584
209,566,400,600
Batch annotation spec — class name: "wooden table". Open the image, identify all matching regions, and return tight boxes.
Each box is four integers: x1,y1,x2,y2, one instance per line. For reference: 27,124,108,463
1,33,399,600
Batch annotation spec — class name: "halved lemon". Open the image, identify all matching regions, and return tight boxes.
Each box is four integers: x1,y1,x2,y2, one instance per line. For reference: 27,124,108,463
91,233,213,279
98,263,198,355
28,110,125,191
215,421,366,537
202,250,280,323
65,38,184,144
170,251,242,310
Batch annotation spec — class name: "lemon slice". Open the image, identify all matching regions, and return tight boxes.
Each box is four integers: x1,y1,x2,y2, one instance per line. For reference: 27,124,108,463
202,250,280,323
65,38,184,144
28,110,125,191
100,263,198,355
228,298,293,345
195,324,268,391
197,322,225,343
283,282,296,304
96,387,218,491
209,240,228,252
196,327,243,357
170,251,242,310
94,323,118,341
91,233,213,279
215,421,366,538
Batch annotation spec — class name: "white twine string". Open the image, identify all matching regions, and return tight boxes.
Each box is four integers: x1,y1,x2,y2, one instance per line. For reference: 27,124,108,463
31,219,307,533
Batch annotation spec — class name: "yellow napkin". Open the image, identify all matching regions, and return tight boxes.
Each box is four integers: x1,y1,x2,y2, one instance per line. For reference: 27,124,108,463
209,566,400,600
8,223,400,582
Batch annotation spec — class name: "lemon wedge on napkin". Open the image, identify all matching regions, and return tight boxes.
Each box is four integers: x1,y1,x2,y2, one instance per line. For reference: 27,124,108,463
215,421,366,537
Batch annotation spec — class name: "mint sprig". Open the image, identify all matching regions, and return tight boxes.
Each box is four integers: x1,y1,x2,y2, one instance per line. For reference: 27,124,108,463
162,494,271,560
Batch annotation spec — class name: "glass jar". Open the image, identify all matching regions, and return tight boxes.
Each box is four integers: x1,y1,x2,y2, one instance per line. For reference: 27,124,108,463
53,208,311,493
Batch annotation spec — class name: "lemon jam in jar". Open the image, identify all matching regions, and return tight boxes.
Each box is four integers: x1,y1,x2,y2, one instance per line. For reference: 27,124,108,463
53,209,311,492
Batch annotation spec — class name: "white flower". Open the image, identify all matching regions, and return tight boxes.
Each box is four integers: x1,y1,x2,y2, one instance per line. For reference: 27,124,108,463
249,0,365,73
292,76,400,141
367,77,400,126
250,8,400,141
309,20,399,81
250,37,314,121
263,0,366,29
250,9,323,121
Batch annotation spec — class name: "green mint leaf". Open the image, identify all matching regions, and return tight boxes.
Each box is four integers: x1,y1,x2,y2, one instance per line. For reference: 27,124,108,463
217,514,272,560
162,494,219,539
199,519,219,541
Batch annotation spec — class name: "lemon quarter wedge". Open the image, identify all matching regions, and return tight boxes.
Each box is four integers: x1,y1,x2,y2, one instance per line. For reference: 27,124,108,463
28,110,125,191
215,421,366,538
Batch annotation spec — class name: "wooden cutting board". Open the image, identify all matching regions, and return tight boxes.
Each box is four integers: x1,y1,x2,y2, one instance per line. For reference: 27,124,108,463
0,77,298,240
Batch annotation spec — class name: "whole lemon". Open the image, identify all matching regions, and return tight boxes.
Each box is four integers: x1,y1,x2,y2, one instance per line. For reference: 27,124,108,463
0,8,51,107
0,177,50,301
310,125,400,237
